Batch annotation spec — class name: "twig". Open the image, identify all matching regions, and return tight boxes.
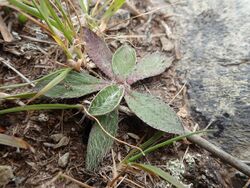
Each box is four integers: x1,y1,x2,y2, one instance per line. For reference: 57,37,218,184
123,2,147,20
185,128,250,176
61,173,93,188
106,33,166,39
117,106,250,176
0,57,35,87
83,108,145,155
168,81,187,105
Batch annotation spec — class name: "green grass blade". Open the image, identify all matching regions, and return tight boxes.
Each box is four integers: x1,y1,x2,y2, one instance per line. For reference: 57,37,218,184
79,0,89,14
131,163,187,188
29,68,72,101
102,0,125,20
126,130,207,163
54,0,74,32
0,69,66,90
0,104,82,115
1,92,36,100
123,131,165,162
9,0,42,19
44,0,73,43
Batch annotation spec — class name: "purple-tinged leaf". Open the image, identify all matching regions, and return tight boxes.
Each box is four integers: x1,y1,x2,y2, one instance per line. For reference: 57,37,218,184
127,53,173,85
83,27,114,79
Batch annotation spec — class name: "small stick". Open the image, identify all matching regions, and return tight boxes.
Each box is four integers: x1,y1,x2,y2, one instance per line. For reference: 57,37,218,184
0,57,35,87
123,2,147,20
61,173,94,188
118,106,250,176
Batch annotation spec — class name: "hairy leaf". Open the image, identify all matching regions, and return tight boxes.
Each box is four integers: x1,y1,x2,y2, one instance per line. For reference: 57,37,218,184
127,53,173,85
89,85,124,116
83,27,114,79
36,70,108,98
125,91,183,134
86,110,118,171
0,134,31,149
131,163,186,188
112,44,136,80
30,68,71,102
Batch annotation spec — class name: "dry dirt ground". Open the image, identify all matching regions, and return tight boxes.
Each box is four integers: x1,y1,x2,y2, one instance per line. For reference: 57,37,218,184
0,1,246,188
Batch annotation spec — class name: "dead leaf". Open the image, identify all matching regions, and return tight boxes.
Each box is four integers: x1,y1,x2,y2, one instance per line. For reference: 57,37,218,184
0,15,14,42
160,37,174,52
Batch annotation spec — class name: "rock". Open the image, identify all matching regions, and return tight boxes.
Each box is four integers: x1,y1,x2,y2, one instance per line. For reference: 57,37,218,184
58,152,70,168
173,0,250,159
0,165,14,186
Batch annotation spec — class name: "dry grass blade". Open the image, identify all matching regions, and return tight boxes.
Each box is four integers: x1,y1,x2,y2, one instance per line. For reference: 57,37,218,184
0,133,32,150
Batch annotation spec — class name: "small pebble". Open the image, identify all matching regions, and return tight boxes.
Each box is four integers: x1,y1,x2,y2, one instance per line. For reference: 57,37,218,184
58,152,70,168
0,165,14,186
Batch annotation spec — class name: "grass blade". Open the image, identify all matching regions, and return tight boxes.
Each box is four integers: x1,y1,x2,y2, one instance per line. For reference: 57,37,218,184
0,104,82,115
0,92,36,100
131,163,187,188
0,133,31,149
29,68,72,102
102,0,125,20
126,130,207,163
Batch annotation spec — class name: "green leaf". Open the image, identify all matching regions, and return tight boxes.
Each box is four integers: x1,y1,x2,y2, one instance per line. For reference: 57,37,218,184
112,44,136,80
36,70,108,98
0,104,82,115
30,68,71,101
0,134,31,149
125,91,183,134
86,110,118,171
89,85,124,116
131,163,187,188
127,53,173,85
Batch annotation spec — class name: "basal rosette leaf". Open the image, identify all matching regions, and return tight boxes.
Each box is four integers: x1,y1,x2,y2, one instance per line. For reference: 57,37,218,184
127,53,173,85
112,44,136,80
86,109,118,171
36,70,108,98
83,27,114,79
125,91,183,134
89,84,124,116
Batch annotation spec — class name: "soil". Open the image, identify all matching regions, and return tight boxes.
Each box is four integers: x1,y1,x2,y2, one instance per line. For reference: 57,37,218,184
0,1,247,188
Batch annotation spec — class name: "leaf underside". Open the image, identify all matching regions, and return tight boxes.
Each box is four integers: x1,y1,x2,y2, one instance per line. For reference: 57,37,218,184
86,109,119,171
112,44,136,80
131,163,186,188
36,70,108,98
127,53,173,85
89,84,124,116
83,27,114,79
125,91,183,134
